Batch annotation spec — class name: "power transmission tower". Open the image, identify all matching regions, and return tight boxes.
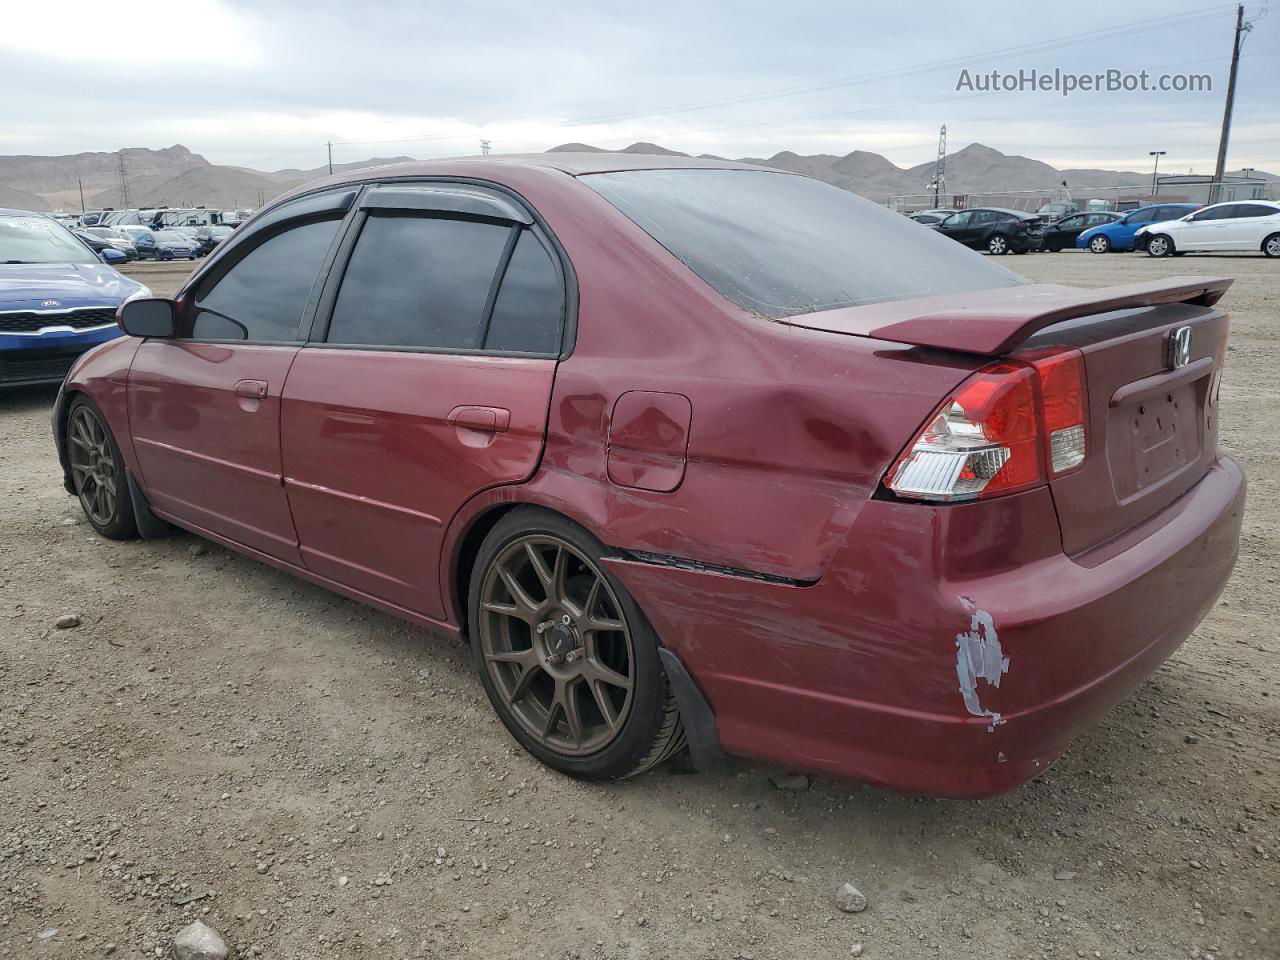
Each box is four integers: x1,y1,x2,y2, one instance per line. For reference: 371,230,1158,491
480,139,491,156
1211,4,1258,203
929,125,947,206
117,152,132,209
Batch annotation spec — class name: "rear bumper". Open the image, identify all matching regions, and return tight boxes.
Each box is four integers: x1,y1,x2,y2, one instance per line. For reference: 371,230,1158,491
606,456,1245,797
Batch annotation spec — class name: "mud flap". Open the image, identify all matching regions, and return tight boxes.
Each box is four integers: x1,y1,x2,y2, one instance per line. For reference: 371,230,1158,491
658,647,727,771
127,471,173,539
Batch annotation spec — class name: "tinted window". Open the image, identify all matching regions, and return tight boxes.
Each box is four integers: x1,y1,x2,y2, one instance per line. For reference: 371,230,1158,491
1190,207,1230,222
1124,209,1156,224
485,230,564,354
585,170,1022,318
1231,203,1276,218
1057,216,1082,228
192,217,341,341
940,211,972,227
328,214,511,349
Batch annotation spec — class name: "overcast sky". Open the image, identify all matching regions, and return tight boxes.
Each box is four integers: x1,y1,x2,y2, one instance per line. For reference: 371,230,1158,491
2,0,1276,174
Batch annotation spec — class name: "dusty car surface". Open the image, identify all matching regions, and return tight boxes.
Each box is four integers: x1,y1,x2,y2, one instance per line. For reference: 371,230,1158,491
52,154,1244,796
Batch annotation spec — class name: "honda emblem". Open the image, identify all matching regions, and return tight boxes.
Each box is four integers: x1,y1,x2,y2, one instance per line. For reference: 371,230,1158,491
1167,326,1192,370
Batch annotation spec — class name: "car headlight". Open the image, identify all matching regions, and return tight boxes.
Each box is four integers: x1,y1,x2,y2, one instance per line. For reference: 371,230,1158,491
123,285,154,304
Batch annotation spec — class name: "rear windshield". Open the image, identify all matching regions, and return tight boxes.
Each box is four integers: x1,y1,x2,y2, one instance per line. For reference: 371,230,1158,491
584,169,1025,318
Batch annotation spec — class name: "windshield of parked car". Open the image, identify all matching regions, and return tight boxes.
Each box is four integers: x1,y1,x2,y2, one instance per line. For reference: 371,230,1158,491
0,215,99,264
585,170,1024,318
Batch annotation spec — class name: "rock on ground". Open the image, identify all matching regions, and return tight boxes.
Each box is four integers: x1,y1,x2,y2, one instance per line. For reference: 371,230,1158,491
835,882,868,913
173,921,229,960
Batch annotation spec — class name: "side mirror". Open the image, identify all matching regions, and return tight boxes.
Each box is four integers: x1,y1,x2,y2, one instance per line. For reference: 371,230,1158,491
118,298,177,338
101,248,126,264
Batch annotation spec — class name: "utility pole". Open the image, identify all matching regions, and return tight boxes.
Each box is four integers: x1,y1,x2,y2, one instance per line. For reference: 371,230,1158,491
1211,4,1253,203
929,124,947,207
116,152,132,209
78,179,85,213
327,141,333,175
1148,150,1166,196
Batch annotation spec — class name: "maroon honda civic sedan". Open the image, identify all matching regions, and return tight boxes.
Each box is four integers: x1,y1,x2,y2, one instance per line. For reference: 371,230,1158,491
52,154,1244,796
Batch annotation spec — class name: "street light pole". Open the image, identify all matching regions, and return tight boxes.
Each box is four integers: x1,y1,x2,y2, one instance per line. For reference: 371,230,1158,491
1148,151,1166,196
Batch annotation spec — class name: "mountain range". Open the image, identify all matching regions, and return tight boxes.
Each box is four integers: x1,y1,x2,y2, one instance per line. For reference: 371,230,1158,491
550,141,1276,201
0,145,413,212
1,142,1273,213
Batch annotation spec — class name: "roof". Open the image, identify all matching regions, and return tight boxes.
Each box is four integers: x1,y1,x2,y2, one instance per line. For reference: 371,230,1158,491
323,152,775,182
973,207,1043,218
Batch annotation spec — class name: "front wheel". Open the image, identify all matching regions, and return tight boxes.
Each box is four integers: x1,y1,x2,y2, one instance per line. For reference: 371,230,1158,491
986,234,1009,255
1088,235,1111,254
1146,234,1174,257
66,397,138,540
469,508,685,779
1263,233,1280,258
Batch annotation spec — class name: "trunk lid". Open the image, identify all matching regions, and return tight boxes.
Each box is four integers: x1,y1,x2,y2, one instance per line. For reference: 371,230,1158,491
1019,301,1228,556
779,277,1232,556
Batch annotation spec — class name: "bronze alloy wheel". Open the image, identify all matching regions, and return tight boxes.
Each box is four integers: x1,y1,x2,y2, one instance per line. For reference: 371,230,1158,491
478,535,636,757
68,403,119,528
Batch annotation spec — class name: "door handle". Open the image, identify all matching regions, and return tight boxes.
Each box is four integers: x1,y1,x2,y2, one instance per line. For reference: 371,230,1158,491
447,405,511,433
234,379,268,399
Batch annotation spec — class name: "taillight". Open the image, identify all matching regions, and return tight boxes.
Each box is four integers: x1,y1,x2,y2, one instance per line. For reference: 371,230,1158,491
886,349,1088,502
1034,350,1088,473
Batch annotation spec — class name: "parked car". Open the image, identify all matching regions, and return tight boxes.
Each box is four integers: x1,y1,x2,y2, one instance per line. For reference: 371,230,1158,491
1036,201,1078,219
932,207,1045,254
169,227,212,256
82,226,138,260
1136,200,1280,258
132,228,197,261
909,208,959,225
1041,211,1121,252
1076,203,1199,253
73,229,114,255
53,156,1244,796
0,208,149,386
194,224,235,254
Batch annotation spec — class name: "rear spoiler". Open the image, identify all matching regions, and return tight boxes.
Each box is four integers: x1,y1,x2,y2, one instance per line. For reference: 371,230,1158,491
777,276,1232,356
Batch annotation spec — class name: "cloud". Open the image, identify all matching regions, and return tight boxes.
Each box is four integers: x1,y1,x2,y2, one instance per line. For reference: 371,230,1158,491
0,0,1275,173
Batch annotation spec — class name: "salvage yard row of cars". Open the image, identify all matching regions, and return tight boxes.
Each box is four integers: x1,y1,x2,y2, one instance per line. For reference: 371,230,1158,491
912,199,1280,257
72,222,236,261
22,153,1247,798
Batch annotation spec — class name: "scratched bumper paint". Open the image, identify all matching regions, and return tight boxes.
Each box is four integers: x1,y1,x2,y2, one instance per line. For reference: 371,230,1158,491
605,456,1245,797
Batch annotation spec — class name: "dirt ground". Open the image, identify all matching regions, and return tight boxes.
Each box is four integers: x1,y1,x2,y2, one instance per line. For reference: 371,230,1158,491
1,252,1276,960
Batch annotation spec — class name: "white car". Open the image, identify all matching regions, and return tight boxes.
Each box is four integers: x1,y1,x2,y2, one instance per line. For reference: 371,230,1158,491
1137,200,1280,258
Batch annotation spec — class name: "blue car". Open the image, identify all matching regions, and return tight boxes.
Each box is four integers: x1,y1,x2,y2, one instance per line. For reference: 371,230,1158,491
1076,202,1199,253
0,209,150,386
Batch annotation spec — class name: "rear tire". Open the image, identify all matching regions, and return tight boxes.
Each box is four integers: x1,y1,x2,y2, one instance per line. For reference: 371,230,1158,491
66,397,138,540
468,507,685,780
1263,233,1280,258
986,234,1009,255
1088,235,1111,254
1146,234,1174,257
